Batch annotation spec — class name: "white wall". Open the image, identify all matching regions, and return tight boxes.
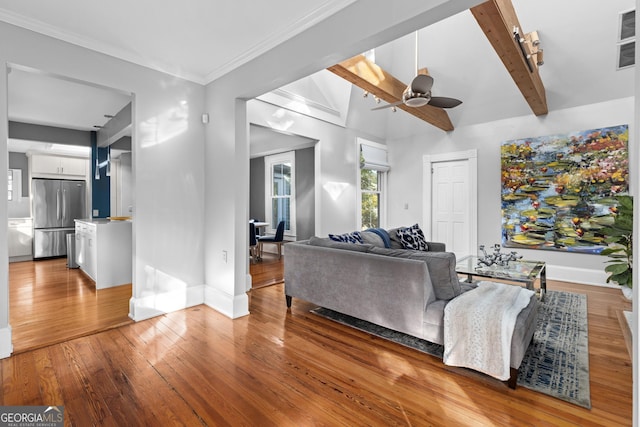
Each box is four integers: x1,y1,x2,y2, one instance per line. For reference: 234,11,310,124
249,99,386,236
0,22,206,354
387,97,635,286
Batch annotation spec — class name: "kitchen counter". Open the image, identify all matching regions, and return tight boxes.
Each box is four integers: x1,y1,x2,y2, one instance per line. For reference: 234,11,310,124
75,218,132,225
74,219,132,289
8,217,33,262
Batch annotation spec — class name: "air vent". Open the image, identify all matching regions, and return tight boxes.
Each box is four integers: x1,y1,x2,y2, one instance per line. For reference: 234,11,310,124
617,9,635,69
620,10,635,40
618,41,635,69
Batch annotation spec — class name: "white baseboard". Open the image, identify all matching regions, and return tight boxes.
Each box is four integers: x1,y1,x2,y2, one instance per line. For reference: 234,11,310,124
0,326,13,359
204,286,250,319
546,264,617,288
129,285,204,321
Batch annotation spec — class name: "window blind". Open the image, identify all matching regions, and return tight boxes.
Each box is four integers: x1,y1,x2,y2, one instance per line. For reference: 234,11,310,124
360,144,390,171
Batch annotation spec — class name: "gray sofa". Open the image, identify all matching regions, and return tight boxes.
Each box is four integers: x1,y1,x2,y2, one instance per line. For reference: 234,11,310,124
283,232,538,388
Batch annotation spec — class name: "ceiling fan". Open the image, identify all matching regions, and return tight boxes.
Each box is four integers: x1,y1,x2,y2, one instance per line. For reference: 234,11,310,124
372,32,462,111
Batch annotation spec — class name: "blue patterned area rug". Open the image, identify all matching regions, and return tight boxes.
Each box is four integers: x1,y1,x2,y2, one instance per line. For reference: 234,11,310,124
311,290,590,409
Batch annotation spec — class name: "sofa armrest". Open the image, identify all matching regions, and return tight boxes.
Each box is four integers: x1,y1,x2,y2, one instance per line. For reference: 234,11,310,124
427,242,446,252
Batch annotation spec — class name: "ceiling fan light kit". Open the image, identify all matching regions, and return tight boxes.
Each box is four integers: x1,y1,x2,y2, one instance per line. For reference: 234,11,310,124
404,96,429,107
369,33,462,112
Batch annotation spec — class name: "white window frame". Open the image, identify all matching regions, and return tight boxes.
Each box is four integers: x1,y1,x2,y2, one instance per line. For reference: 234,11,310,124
356,138,388,230
264,151,296,237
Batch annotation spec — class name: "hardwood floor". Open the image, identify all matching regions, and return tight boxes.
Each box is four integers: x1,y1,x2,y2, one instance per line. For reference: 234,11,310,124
249,252,284,289
0,261,632,426
9,258,132,354
8,251,278,354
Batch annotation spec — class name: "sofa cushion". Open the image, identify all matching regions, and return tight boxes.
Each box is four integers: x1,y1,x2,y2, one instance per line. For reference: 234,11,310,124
396,224,429,251
329,231,364,244
369,247,462,300
369,248,414,257
309,236,372,252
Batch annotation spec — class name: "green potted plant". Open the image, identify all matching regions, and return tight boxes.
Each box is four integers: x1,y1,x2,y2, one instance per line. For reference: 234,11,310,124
600,194,633,299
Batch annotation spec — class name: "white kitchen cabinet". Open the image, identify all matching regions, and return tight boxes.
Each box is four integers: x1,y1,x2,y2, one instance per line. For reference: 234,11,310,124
31,154,87,177
75,219,131,289
8,218,33,261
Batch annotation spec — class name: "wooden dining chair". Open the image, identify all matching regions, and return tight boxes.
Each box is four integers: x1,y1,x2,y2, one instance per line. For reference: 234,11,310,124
258,220,285,259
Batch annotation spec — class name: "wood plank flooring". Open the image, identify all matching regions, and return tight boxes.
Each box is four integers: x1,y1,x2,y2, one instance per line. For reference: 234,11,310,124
0,262,632,426
8,252,280,354
249,252,284,289
9,258,132,354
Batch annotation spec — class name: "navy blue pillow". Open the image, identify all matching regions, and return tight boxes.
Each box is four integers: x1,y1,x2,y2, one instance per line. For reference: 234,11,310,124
328,231,364,244
396,224,429,251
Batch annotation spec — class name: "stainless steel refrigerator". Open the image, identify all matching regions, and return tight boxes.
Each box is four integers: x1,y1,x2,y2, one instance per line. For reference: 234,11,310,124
32,179,86,259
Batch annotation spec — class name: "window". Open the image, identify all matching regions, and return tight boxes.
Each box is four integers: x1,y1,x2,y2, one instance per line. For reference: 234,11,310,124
265,152,296,236
357,139,389,230
361,169,382,229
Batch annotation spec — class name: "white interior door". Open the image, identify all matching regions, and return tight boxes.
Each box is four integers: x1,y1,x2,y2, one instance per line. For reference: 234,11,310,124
423,150,477,259
432,160,470,257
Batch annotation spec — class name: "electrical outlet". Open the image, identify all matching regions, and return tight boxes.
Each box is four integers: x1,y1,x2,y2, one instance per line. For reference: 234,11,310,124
93,209,99,217
222,250,228,263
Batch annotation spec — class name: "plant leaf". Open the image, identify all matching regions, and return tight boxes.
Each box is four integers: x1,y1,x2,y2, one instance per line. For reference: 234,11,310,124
605,263,630,274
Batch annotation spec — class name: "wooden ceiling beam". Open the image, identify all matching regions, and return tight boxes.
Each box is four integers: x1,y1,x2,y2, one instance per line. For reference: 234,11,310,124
327,55,454,131
471,0,548,116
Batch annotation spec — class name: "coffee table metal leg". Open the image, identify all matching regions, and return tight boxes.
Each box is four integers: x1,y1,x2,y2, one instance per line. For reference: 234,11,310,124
540,265,547,301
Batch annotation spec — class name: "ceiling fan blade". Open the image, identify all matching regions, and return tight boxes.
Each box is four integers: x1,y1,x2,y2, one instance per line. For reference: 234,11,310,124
410,74,433,94
428,96,462,108
371,100,404,111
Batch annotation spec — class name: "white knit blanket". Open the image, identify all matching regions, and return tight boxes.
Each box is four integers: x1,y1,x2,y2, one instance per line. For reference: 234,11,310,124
443,281,534,381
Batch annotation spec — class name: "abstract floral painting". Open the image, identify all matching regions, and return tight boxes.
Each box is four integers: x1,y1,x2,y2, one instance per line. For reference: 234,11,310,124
501,124,629,254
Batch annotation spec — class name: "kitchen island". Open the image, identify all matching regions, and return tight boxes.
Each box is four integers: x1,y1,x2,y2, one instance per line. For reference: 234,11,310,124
75,219,132,289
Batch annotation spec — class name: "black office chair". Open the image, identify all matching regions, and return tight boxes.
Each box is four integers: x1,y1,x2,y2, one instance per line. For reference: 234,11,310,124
249,222,258,263
258,220,285,259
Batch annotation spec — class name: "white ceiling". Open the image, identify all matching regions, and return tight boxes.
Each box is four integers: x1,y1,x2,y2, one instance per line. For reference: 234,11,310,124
8,66,132,131
0,0,356,84
0,0,636,140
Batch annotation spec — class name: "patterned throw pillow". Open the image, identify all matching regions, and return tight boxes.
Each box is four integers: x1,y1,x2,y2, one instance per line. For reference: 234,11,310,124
328,231,364,244
396,224,429,251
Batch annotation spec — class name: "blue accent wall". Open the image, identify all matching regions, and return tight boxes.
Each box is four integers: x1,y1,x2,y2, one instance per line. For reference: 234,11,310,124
91,131,110,218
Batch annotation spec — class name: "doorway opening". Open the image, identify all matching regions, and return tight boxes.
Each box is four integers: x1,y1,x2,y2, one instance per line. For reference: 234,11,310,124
7,64,134,353
248,124,317,289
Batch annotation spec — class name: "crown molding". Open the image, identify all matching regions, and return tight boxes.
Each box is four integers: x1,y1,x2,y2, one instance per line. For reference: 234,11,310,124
202,0,357,83
0,9,203,84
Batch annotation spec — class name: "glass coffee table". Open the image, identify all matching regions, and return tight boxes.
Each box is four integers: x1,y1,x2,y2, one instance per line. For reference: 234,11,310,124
455,255,546,300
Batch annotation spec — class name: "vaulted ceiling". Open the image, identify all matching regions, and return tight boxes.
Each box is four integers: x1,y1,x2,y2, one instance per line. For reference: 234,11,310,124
328,0,549,131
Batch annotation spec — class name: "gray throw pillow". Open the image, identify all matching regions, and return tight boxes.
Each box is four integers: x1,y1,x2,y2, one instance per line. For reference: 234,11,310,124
386,228,405,249
361,230,385,247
